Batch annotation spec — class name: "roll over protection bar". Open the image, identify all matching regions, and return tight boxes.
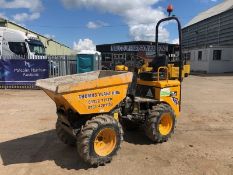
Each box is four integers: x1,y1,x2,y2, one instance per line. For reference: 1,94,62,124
155,16,183,82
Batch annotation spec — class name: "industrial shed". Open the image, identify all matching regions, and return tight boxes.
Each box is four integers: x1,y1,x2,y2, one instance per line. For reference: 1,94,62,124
182,0,233,73
0,17,73,56
97,41,179,69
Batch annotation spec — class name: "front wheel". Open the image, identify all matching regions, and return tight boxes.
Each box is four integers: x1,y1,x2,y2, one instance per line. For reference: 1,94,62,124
144,103,176,143
77,115,123,166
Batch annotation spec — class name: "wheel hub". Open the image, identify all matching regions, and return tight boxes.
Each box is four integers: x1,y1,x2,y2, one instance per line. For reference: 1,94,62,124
94,128,117,157
159,113,173,136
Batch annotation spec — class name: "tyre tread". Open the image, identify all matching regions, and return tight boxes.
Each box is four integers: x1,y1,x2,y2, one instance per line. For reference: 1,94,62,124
145,103,176,143
77,115,123,166
56,119,76,146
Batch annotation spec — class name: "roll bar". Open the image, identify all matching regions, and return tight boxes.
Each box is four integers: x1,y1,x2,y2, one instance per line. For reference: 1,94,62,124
155,16,183,82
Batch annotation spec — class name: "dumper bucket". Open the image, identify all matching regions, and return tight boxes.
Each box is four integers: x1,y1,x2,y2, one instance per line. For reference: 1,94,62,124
36,70,133,114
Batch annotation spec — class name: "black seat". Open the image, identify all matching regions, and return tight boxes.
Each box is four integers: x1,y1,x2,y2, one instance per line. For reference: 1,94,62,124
139,55,168,81
149,55,168,71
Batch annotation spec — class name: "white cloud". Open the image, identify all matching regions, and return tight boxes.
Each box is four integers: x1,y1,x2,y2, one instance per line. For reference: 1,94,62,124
61,0,170,42
0,12,8,19
199,0,218,2
0,0,43,12
0,0,43,23
87,21,108,29
129,25,169,42
61,0,159,13
171,38,179,44
73,38,96,52
13,12,40,23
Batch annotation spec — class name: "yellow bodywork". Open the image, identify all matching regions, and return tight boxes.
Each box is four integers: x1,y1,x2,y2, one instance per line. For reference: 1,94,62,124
138,63,190,79
168,64,191,79
94,128,117,156
138,62,153,73
184,64,191,76
137,79,181,117
168,64,181,79
159,113,173,135
36,71,133,115
115,65,129,71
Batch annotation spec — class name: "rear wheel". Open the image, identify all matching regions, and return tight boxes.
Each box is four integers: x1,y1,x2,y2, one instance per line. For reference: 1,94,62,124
77,115,123,166
56,119,76,146
144,103,176,143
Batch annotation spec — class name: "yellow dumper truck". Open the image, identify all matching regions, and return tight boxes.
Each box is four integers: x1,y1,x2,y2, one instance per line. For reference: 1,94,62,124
37,15,184,166
168,62,191,79
138,61,190,79
36,71,132,165
114,55,190,80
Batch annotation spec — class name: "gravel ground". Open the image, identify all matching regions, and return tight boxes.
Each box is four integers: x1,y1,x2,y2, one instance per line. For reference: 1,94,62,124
0,75,233,175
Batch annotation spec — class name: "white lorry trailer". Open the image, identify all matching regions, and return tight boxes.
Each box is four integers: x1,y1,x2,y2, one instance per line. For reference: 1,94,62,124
0,27,46,58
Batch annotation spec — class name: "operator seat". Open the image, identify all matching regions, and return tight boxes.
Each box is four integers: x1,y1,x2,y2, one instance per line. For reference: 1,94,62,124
139,55,168,81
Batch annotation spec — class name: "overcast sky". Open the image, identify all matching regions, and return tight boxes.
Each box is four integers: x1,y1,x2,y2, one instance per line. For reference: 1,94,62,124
0,0,223,51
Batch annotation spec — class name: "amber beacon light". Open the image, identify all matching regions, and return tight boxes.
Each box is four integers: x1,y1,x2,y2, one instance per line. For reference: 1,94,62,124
167,4,173,16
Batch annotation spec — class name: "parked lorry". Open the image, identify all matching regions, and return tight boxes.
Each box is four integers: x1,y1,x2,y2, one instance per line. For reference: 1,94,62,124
0,27,46,58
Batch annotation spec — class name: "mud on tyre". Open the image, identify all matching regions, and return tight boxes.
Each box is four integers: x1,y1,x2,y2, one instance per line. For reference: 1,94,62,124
144,103,176,143
77,115,123,166
56,119,76,146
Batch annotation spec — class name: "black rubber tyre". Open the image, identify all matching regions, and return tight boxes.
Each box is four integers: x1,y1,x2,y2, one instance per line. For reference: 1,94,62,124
144,103,176,143
77,115,123,166
56,119,76,146
185,73,189,77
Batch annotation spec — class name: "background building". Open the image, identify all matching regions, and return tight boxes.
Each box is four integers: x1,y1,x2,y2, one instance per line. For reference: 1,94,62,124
0,17,73,56
97,41,179,69
182,0,233,73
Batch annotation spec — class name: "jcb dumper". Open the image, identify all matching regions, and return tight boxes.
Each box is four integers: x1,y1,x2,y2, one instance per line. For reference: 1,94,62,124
36,71,133,166
37,7,184,167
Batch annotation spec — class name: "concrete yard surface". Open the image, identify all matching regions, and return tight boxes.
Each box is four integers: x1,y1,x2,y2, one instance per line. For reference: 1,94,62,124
0,75,233,175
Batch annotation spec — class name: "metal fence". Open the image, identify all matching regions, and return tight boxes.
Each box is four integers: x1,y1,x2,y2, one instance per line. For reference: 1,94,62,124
47,55,77,77
0,55,77,89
